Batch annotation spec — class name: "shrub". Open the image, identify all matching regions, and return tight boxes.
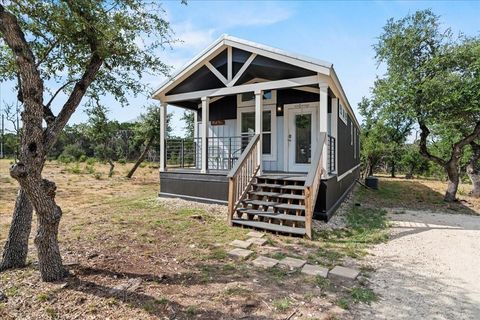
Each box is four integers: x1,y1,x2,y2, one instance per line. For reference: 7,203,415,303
79,155,88,162
118,158,126,164
86,157,96,165
58,154,74,164
60,144,85,161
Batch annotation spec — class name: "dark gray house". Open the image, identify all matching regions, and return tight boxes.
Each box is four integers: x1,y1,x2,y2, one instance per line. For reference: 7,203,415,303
152,35,360,238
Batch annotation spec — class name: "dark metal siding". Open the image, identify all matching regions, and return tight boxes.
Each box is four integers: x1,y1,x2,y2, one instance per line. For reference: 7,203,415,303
159,172,228,202
337,113,360,176
314,167,360,221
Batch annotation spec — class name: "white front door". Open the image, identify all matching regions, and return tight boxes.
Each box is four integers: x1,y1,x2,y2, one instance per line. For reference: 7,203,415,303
285,104,318,172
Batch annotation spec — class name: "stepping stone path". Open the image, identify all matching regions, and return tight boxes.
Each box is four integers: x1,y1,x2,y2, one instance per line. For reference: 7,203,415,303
228,248,254,260
279,257,307,269
230,239,252,249
246,237,267,246
247,231,265,238
328,266,360,281
301,264,329,278
227,234,360,283
252,256,278,268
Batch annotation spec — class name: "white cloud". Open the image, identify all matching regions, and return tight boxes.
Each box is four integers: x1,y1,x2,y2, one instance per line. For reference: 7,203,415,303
171,22,216,51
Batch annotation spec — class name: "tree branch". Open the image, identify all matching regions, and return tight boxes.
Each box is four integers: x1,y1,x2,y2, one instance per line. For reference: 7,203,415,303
35,39,59,68
417,119,447,166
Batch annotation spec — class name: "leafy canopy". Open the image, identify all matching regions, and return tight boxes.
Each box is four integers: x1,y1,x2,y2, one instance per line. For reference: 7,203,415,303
0,0,173,107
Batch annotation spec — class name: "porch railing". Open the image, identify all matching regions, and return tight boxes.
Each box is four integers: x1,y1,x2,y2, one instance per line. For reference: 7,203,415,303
227,134,261,225
165,136,252,171
304,133,327,239
327,134,336,174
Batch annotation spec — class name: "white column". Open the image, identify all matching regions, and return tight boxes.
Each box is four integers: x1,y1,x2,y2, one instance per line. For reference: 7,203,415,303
319,85,329,175
255,90,263,174
159,102,167,172
331,98,339,173
201,97,209,173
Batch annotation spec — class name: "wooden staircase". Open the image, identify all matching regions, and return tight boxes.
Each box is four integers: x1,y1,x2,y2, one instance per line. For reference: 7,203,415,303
231,175,308,236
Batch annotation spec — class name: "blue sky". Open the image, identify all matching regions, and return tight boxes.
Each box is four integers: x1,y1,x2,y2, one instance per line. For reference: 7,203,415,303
0,1,479,136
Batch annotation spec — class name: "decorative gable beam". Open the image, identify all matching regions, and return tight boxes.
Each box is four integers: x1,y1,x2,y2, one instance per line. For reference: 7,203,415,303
227,53,257,87
163,75,321,102
227,46,233,81
205,61,228,86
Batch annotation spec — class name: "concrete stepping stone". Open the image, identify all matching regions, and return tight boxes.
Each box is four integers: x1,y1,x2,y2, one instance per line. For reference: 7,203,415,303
247,231,265,238
246,237,267,246
328,266,360,281
279,257,307,269
230,239,252,249
301,264,329,278
228,248,254,260
252,256,279,268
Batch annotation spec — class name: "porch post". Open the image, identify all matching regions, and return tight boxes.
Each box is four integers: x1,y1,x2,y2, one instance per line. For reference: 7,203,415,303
201,96,209,173
255,90,263,175
319,85,329,175
331,98,339,173
159,102,167,172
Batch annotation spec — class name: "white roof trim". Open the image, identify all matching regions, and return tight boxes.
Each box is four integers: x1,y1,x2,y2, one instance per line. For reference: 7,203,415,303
152,34,333,99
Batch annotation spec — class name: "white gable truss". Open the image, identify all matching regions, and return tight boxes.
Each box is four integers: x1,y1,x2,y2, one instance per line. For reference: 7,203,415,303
152,35,359,128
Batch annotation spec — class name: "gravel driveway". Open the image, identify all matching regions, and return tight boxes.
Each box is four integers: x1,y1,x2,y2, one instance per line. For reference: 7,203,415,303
355,209,480,320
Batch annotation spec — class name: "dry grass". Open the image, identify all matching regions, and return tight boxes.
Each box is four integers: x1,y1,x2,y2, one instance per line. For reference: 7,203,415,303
357,176,480,215
0,159,355,320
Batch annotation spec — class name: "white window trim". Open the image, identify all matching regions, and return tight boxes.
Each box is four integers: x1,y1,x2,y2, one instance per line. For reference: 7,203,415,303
351,121,354,146
237,104,277,161
339,103,347,125
236,89,277,107
353,126,356,158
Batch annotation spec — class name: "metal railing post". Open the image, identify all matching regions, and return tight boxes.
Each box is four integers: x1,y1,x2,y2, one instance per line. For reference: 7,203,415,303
181,139,185,168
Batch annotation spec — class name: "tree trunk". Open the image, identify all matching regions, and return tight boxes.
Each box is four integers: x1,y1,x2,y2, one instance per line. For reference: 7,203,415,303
467,142,480,198
126,136,154,179
0,189,33,271
107,159,115,177
391,160,396,178
34,205,65,281
444,161,460,202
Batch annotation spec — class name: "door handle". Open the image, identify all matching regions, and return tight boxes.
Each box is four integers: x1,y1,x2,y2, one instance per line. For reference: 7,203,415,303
288,134,292,142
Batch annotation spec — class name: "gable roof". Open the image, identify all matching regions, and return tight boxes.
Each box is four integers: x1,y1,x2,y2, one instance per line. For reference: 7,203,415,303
152,35,359,128
152,35,333,98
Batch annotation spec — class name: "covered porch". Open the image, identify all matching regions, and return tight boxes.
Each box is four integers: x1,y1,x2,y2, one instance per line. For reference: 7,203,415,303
152,35,351,238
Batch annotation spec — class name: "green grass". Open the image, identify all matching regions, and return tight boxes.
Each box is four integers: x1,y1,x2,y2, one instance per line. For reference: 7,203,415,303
315,276,331,291
350,287,377,303
272,297,292,312
265,267,288,283
224,286,251,296
336,297,350,310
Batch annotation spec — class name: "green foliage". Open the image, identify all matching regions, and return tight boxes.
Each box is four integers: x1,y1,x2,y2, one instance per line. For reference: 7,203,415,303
60,144,85,161
272,297,292,312
181,110,195,138
350,287,377,303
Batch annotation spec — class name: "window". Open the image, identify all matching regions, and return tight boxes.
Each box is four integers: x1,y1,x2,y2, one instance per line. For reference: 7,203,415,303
351,121,353,146
237,105,276,160
339,103,348,124
353,126,356,158
237,90,276,107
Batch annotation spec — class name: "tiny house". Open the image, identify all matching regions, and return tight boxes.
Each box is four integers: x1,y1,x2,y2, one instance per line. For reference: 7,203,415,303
152,35,360,238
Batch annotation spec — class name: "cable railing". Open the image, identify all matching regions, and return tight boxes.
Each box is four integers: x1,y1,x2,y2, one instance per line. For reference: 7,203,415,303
327,134,336,174
165,135,252,171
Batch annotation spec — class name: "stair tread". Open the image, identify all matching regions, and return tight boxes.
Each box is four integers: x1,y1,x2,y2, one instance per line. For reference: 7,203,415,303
280,185,305,190
275,203,306,210
244,200,278,206
238,209,305,222
248,191,281,197
232,219,306,235
257,175,289,180
254,183,283,188
278,194,305,200
283,176,307,182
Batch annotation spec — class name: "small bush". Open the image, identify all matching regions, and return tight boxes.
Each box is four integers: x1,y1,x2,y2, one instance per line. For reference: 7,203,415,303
58,154,74,164
60,144,85,161
85,164,95,174
93,172,102,180
118,158,126,164
79,155,88,162
67,163,82,174
350,287,377,303
86,157,96,165
272,297,291,312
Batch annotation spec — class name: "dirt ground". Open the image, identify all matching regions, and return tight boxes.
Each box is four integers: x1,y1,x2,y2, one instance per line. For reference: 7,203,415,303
353,177,480,320
0,159,369,320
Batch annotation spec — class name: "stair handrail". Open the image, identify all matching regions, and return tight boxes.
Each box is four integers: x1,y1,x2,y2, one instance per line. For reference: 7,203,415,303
304,132,327,239
227,134,261,225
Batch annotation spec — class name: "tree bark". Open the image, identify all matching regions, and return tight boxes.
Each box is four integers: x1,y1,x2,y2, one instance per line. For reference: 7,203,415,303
107,159,115,177
444,161,460,202
390,160,396,178
0,189,33,271
126,136,154,178
467,142,480,198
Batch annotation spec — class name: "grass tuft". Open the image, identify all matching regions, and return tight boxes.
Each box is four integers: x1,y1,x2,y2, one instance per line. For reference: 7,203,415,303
272,297,292,312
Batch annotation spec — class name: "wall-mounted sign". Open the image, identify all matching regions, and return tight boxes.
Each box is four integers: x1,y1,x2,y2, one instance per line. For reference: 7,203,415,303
211,120,225,126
